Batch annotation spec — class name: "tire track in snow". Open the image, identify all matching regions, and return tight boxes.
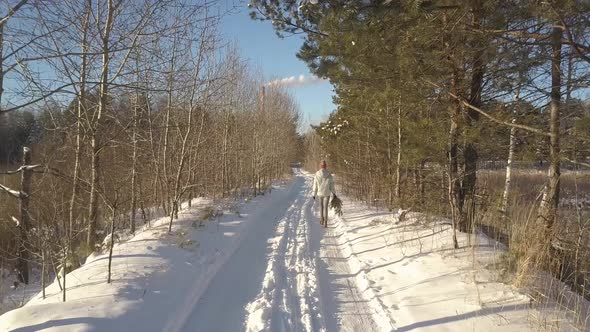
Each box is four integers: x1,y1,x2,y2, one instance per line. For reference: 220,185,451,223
179,177,304,332
244,200,293,331
328,216,397,331
272,195,303,331
316,216,384,331
245,176,325,332
293,184,324,332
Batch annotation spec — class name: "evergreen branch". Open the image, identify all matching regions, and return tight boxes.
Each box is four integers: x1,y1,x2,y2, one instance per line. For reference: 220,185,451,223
421,78,551,137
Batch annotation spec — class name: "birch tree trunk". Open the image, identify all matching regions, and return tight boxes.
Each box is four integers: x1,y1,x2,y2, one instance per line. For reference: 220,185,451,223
501,89,523,219
386,106,393,207
147,99,166,215
395,99,402,201
130,93,139,234
444,11,462,248
162,34,179,216
69,0,90,242
449,117,460,250
448,66,462,249
501,121,516,217
41,249,46,299
17,147,32,284
62,246,67,302
88,0,116,250
107,194,118,284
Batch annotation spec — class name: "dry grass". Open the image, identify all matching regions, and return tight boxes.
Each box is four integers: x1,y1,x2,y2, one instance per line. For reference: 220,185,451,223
476,169,590,331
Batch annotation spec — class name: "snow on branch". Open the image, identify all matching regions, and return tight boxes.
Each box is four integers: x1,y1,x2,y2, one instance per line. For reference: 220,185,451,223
0,183,24,199
563,157,590,169
0,164,42,175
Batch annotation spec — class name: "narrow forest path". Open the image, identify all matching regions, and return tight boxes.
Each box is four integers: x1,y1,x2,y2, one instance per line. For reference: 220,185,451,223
180,170,380,332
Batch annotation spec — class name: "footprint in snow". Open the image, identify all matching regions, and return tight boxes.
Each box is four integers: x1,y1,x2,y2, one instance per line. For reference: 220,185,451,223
391,304,399,310
147,246,153,250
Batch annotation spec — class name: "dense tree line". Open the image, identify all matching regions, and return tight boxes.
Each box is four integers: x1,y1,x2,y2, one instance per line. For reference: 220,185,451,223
0,0,300,303
0,111,38,163
253,0,590,321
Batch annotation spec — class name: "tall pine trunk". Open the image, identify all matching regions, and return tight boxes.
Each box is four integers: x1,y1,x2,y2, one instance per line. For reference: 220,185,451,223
460,0,486,233
536,22,563,242
107,196,118,284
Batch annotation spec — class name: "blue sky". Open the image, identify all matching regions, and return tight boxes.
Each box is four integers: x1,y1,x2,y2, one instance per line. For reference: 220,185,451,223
219,1,335,129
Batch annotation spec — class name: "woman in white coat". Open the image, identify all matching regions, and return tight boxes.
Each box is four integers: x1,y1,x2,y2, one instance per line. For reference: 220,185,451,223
312,160,335,227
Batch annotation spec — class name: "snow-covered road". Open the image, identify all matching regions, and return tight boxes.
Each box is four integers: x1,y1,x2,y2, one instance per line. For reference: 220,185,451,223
181,170,379,332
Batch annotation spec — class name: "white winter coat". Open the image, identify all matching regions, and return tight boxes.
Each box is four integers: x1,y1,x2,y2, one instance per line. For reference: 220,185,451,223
313,169,335,197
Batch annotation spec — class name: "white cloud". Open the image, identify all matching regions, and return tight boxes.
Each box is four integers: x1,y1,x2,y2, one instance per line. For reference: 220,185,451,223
266,74,327,87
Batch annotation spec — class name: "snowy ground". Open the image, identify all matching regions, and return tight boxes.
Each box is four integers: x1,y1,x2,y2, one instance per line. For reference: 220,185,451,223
0,169,583,331
327,206,536,332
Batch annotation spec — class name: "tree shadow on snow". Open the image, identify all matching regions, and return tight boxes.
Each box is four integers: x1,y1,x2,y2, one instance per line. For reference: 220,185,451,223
10,317,111,332
395,303,527,332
